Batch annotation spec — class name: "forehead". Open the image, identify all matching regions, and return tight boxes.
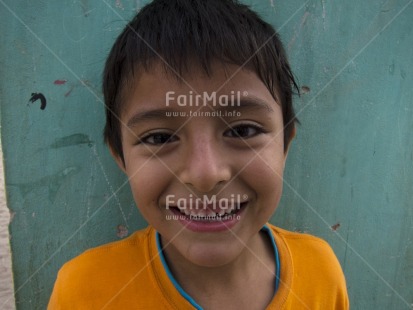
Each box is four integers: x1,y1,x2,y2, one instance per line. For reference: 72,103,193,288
121,61,280,115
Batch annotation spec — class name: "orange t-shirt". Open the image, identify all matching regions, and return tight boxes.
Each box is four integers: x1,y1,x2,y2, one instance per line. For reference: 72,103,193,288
48,224,349,309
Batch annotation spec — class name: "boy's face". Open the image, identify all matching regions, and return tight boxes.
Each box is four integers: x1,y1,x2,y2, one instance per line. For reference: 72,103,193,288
114,62,288,267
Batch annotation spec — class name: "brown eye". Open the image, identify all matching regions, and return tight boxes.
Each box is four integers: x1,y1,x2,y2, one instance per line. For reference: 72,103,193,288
224,124,264,138
139,133,178,145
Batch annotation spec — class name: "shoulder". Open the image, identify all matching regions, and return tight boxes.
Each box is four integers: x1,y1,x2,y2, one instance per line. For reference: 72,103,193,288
269,224,338,262
270,224,343,276
62,226,151,273
266,224,349,309
48,227,155,309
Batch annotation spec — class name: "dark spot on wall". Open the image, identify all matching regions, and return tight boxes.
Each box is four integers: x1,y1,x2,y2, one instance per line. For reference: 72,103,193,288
63,79,93,97
331,223,341,231
301,86,310,94
64,86,74,97
53,79,67,85
50,134,93,149
9,166,80,202
28,93,47,110
80,0,90,17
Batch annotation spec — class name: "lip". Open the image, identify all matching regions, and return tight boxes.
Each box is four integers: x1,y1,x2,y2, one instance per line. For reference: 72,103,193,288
169,202,248,232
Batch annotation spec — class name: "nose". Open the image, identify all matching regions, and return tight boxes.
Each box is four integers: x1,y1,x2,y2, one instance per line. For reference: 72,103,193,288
179,134,231,193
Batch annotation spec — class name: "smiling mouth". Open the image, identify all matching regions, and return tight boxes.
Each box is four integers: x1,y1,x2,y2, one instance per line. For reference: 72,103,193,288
169,202,248,222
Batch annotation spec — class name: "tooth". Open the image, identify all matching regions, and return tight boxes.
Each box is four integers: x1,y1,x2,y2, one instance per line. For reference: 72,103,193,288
183,208,190,216
218,208,226,216
189,210,200,218
198,208,207,217
207,209,215,217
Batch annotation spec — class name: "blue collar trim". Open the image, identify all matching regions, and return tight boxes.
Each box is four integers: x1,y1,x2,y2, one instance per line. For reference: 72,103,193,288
261,224,281,292
156,232,203,309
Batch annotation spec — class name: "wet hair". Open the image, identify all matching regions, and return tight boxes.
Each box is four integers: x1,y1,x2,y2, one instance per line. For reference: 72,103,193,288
103,0,299,161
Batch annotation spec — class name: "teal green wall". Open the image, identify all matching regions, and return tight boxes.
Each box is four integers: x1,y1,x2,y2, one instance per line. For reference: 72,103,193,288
1,1,412,309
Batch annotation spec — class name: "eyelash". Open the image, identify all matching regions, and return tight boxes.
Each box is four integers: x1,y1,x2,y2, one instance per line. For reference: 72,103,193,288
224,123,266,138
138,132,178,145
137,123,265,146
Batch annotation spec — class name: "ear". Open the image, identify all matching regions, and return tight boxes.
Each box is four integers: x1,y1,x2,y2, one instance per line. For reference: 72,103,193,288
109,146,127,174
284,125,296,158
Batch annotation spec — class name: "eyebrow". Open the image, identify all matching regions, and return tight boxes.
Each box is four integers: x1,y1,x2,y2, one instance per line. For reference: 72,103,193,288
126,96,274,127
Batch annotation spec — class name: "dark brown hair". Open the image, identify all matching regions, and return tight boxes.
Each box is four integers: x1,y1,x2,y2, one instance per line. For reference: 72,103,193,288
103,0,299,161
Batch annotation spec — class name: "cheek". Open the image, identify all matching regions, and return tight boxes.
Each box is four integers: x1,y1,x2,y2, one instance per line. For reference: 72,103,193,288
243,149,285,205
125,160,171,210
248,162,283,194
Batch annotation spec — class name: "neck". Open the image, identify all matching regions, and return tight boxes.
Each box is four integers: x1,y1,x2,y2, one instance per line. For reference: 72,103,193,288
161,230,276,309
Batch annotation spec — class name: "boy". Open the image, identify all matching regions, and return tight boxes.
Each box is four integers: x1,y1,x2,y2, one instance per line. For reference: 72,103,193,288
49,0,349,309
